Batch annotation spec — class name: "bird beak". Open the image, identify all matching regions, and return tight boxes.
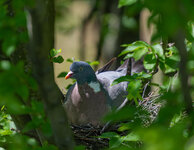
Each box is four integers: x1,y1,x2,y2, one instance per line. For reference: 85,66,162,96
65,71,74,80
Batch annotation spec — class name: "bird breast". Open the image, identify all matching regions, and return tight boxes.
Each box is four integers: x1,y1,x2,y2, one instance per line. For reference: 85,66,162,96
64,82,110,125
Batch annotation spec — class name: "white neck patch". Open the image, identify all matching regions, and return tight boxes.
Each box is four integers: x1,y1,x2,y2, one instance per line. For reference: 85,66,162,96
88,82,101,93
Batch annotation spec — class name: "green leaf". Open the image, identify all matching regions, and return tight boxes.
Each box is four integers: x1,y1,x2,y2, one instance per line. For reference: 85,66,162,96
87,61,99,66
118,122,132,131
136,41,150,47
109,137,123,149
133,46,148,61
112,72,150,87
164,56,179,74
119,45,141,57
159,61,165,72
119,41,149,57
50,49,56,57
127,80,142,103
0,129,13,136
166,46,179,57
170,112,184,128
57,72,67,78
5,45,15,56
0,95,28,114
66,83,74,90
50,48,61,57
99,132,120,138
124,53,134,59
104,106,136,122
2,37,16,56
112,75,135,86
143,53,157,70
66,58,74,63
118,0,137,8
121,132,140,142
138,72,152,79
16,85,29,101
100,132,122,148
52,55,64,63
0,61,11,70
152,43,164,60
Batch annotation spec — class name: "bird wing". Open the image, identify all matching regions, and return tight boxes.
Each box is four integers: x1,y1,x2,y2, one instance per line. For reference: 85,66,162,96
97,71,128,108
63,83,75,103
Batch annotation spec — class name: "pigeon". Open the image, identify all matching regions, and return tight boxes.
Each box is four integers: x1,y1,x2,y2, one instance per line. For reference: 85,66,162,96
63,58,142,125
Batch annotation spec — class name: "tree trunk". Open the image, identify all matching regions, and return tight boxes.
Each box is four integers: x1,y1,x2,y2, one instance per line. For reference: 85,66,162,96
25,0,74,149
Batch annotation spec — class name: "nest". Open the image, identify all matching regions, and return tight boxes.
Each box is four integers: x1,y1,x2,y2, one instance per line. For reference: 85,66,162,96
71,92,162,150
72,124,114,150
139,93,161,126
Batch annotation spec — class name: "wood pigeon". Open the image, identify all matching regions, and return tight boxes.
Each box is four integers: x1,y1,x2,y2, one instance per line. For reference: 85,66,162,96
63,58,142,125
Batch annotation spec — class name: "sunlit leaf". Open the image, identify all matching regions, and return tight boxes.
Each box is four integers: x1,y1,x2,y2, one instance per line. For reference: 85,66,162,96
170,112,184,128
124,53,134,59
50,48,61,57
0,61,11,70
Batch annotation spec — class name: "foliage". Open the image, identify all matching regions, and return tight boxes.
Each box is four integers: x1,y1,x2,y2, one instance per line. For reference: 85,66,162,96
0,0,193,150
97,0,194,150
99,42,193,149
49,49,64,64
0,1,58,150
0,106,15,142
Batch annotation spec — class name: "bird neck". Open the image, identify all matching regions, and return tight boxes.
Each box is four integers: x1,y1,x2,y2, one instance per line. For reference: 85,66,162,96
77,74,97,85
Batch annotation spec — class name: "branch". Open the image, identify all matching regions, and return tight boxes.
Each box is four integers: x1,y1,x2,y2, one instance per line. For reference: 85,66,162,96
25,0,74,149
175,30,193,114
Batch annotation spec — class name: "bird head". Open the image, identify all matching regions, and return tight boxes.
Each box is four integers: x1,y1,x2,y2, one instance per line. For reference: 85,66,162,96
65,61,97,84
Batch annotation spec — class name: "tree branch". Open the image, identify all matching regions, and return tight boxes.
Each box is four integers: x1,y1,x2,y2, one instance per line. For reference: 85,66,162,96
25,0,74,149
175,30,193,114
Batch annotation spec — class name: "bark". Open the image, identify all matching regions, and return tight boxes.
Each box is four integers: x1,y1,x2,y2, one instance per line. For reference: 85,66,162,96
25,0,74,149
139,8,154,44
0,1,43,144
174,31,193,114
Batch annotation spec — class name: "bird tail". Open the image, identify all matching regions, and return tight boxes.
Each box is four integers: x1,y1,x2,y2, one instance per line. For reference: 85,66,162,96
116,58,146,75
131,58,146,75
96,57,117,74
116,59,131,75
